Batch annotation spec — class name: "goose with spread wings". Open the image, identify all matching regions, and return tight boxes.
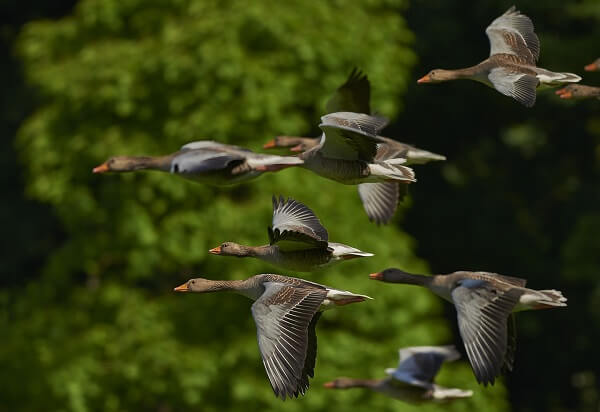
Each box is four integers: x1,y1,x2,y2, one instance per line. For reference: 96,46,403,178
174,273,370,399
92,140,302,185
261,112,417,224
369,268,567,385
209,196,373,272
264,68,445,164
324,345,473,402
418,6,581,107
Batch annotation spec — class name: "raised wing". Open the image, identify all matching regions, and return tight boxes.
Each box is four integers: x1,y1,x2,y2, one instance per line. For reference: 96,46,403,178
325,68,371,114
486,6,540,65
268,196,328,250
251,283,327,399
452,280,523,386
318,112,389,161
387,345,460,387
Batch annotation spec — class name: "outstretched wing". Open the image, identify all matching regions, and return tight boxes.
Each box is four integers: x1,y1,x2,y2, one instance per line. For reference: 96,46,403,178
170,149,243,174
318,112,389,161
325,68,371,114
268,196,328,250
251,283,326,400
387,345,460,388
486,6,540,65
358,182,400,225
452,280,523,386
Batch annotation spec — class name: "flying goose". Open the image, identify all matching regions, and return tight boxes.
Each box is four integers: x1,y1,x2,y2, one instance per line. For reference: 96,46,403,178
556,84,600,100
261,112,417,224
369,268,567,385
264,69,446,165
324,345,473,402
209,196,373,272
418,6,581,107
174,273,370,399
93,141,302,185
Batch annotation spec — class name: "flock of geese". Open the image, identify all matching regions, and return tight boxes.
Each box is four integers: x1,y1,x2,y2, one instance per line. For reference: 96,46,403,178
92,5,581,404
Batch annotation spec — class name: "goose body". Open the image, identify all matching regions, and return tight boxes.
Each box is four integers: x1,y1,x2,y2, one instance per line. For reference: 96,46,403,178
93,140,302,185
210,196,373,272
324,345,472,402
174,273,370,399
556,84,600,100
418,6,581,107
369,268,567,385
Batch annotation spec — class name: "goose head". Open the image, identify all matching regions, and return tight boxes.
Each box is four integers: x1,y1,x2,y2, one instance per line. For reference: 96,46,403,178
93,156,146,173
417,69,457,84
174,278,219,293
209,242,248,257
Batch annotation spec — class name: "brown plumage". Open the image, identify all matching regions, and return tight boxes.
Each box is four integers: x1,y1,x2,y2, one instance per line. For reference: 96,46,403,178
369,268,567,385
418,6,581,107
174,273,370,399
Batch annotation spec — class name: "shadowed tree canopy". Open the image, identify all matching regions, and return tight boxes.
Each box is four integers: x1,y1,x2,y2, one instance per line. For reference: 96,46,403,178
3,0,509,411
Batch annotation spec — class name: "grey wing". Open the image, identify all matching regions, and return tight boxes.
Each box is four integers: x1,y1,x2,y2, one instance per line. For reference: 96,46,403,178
180,140,252,152
488,68,538,107
374,141,409,162
503,314,517,373
318,112,389,161
325,68,371,114
391,345,461,386
268,196,328,250
358,182,400,225
251,283,327,399
170,149,243,174
486,5,539,64
298,311,321,390
452,281,523,386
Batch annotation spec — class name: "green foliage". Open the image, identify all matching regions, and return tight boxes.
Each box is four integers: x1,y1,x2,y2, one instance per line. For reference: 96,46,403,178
4,0,510,411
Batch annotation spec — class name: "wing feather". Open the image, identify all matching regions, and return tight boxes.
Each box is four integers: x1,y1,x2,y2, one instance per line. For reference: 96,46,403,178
251,283,326,399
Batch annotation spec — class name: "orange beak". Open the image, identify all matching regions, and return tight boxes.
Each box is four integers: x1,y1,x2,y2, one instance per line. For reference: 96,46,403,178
92,163,110,174
584,63,598,72
209,246,222,254
369,272,383,280
290,144,304,153
555,88,573,99
263,139,277,149
323,381,336,389
417,74,432,84
174,282,189,292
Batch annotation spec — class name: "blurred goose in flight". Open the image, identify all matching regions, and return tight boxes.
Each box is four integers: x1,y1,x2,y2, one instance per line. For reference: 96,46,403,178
556,84,600,100
585,58,600,72
369,268,567,385
324,345,473,402
418,6,581,107
209,196,373,272
92,141,302,185
263,69,446,164
263,112,416,224
174,273,370,400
